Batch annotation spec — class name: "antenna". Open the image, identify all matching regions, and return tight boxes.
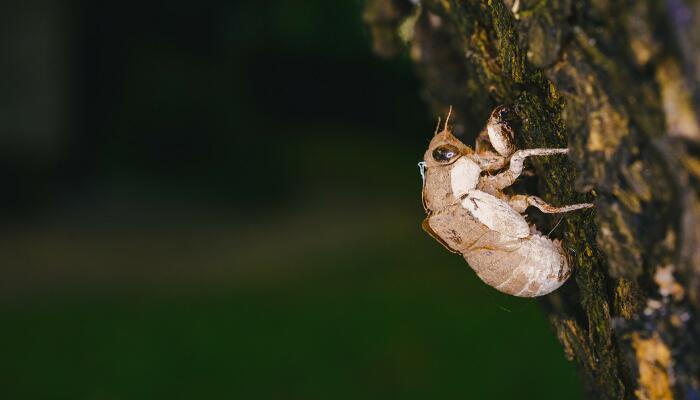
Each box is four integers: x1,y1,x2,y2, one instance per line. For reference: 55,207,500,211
433,116,442,136
444,106,453,131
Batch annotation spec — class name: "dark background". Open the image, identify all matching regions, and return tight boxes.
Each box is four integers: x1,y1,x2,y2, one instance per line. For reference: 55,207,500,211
1,0,582,398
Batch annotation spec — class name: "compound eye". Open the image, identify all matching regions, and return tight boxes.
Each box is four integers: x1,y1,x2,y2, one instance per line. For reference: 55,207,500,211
432,144,460,163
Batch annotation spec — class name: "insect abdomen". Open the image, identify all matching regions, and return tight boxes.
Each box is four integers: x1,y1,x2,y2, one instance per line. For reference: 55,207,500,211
428,204,570,297
466,234,569,297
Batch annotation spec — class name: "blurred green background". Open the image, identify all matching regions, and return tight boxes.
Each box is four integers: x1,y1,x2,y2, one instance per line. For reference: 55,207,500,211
1,0,582,398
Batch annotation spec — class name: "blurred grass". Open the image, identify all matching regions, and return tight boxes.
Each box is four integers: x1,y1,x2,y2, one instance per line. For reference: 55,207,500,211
1,258,583,399
1,189,582,399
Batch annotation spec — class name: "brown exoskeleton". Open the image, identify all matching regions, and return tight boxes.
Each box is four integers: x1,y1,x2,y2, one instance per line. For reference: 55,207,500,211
419,106,593,297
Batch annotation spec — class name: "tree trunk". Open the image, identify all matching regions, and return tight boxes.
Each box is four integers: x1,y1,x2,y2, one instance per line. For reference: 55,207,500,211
364,0,700,398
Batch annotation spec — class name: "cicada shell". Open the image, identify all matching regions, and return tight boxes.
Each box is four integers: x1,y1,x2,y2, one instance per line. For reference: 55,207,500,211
420,107,592,297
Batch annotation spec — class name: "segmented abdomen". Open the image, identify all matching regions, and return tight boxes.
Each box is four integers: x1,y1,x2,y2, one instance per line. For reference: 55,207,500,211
427,204,569,297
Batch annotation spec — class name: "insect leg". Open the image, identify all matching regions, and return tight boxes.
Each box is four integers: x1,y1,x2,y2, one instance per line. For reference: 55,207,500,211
475,154,507,171
480,148,569,190
473,129,508,171
508,194,594,214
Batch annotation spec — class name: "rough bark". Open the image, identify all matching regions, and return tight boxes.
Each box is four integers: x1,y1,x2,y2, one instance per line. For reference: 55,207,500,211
364,1,700,398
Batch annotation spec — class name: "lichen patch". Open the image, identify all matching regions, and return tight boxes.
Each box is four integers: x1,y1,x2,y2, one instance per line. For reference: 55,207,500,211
586,101,629,158
654,264,685,301
631,332,673,400
656,58,700,142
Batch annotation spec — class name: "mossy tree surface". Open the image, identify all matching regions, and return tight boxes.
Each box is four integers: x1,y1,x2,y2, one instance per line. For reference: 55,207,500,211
364,0,700,398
